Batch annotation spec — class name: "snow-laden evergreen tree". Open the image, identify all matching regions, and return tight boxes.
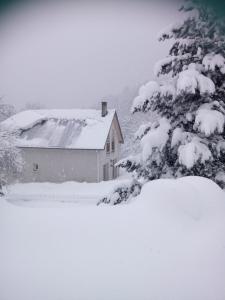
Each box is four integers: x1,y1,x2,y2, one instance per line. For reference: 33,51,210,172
116,0,225,189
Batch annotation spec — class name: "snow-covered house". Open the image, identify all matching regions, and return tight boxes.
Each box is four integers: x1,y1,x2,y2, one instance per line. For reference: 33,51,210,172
2,102,124,183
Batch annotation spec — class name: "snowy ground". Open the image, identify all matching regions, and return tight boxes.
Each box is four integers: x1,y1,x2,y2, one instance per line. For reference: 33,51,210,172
1,176,225,300
4,178,129,207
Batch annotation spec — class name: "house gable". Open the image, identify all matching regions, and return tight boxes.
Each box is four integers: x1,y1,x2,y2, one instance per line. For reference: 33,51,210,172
113,112,124,144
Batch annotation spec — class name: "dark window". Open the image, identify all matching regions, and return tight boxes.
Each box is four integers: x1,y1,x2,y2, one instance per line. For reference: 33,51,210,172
106,136,110,153
112,159,117,179
33,163,38,171
111,136,115,152
103,163,109,181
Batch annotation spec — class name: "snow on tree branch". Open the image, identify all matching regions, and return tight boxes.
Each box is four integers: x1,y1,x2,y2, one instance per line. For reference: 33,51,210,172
203,53,225,74
141,118,171,161
131,81,160,113
98,179,142,205
131,81,175,113
154,54,192,77
194,104,225,136
178,137,212,169
177,65,216,95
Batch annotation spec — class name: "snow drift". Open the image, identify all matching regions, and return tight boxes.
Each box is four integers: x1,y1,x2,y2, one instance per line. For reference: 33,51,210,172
0,176,225,300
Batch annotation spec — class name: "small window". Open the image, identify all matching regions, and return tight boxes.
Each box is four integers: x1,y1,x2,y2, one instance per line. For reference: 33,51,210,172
106,136,110,153
103,163,109,181
111,136,115,152
33,163,39,171
112,159,118,179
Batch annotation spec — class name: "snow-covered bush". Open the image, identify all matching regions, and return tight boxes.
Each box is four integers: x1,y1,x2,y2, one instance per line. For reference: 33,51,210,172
0,99,21,192
0,128,22,194
118,0,225,188
98,179,142,205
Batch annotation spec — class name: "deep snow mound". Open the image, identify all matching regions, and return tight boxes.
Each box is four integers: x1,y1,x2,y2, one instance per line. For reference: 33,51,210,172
136,176,225,221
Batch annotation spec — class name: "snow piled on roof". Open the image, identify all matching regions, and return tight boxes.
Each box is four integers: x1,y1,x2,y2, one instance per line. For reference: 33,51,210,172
2,110,47,131
2,109,115,149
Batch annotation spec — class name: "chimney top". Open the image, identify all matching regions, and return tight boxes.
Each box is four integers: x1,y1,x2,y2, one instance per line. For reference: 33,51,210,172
101,101,108,117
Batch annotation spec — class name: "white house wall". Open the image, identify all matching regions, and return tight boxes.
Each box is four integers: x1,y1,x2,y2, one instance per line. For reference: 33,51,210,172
20,147,98,183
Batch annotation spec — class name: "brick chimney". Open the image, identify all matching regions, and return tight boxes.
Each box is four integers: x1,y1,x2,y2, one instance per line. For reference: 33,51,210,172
101,101,108,117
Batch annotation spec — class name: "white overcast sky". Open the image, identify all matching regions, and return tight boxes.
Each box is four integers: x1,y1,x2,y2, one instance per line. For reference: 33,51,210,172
0,0,182,109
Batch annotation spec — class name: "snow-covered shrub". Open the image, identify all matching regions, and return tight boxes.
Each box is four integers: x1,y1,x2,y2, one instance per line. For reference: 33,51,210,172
0,128,23,193
98,179,142,205
118,1,225,188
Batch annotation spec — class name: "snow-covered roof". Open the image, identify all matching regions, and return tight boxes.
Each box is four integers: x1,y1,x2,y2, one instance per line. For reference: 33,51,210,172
2,109,122,150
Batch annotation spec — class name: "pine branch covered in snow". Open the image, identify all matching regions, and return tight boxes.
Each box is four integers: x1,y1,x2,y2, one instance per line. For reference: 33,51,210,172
98,179,142,205
119,0,225,188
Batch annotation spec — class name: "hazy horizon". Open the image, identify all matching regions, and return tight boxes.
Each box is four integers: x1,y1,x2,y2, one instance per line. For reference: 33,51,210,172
0,0,183,110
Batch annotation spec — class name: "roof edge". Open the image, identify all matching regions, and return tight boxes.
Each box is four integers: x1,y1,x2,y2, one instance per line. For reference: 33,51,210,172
114,111,124,144
18,146,105,151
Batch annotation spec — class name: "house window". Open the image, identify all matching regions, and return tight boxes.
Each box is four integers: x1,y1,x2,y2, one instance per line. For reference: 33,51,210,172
106,136,110,153
112,159,118,179
111,136,115,152
103,163,109,181
33,163,39,171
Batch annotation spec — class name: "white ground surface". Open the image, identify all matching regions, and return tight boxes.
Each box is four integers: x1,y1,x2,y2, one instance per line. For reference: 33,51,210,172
1,176,225,300
4,178,128,207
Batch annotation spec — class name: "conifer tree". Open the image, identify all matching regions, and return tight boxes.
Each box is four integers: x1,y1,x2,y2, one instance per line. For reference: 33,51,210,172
118,0,225,188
